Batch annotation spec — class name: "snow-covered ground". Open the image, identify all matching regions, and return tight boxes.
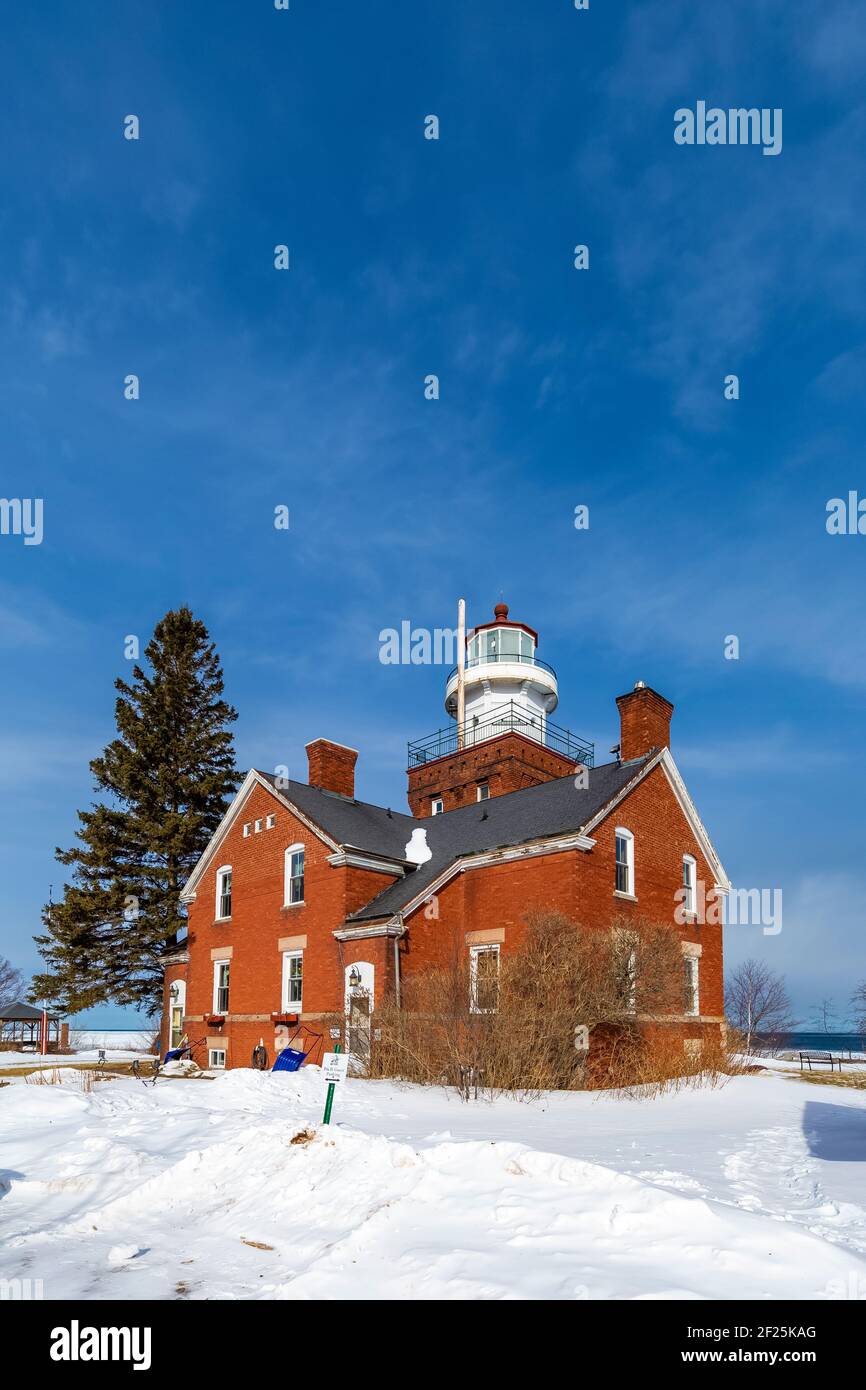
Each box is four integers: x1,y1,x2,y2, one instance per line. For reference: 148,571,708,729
2,1064,865,1300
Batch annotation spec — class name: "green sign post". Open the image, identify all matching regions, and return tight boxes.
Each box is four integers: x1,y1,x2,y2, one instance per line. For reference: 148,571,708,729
322,1042,342,1125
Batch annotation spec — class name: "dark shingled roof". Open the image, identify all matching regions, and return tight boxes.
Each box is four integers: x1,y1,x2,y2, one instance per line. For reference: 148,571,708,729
257,772,418,861
346,754,653,922
0,1000,44,1020
254,756,653,925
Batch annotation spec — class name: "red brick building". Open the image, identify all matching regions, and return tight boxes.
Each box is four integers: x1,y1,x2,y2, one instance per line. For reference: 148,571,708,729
161,604,730,1070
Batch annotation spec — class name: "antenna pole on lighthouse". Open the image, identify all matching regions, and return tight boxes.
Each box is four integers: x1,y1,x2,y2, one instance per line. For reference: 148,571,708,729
457,598,466,749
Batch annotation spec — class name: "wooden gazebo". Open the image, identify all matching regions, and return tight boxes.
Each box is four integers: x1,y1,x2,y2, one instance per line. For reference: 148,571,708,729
0,1001,64,1052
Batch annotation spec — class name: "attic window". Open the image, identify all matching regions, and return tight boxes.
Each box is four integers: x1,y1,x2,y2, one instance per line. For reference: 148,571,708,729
477,783,490,802
431,797,444,816
243,823,251,837
266,814,276,829
255,819,262,833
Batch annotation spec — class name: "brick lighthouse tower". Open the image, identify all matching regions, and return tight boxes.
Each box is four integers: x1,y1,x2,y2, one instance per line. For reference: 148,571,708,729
406,601,594,816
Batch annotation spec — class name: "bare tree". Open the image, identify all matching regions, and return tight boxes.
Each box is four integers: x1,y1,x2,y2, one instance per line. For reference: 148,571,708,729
809,997,838,1035
0,955,24,1009
725,959,796,1055
850,981,866,1043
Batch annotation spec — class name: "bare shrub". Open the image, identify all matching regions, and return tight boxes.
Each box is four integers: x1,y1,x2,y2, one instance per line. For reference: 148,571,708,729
357,911,731,1100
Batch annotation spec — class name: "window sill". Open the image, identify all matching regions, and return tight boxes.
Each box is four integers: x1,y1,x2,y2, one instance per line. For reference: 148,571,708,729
613,890,638,902
212,917,232,926
280,901,305,910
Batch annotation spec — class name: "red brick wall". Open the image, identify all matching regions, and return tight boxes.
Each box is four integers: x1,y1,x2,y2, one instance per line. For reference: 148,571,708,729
163,780,401,1070
162,762,724,1068
407,732,580,816
400,763,723,1036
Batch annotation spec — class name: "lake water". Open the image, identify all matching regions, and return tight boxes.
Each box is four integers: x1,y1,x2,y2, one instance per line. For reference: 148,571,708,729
766,1030,866,1055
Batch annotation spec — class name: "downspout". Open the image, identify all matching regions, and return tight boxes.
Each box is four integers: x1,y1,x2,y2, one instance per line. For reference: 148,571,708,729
393,918,405,1010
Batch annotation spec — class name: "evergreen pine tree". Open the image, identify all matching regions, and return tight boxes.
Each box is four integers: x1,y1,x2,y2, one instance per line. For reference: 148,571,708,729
32,607,240,1015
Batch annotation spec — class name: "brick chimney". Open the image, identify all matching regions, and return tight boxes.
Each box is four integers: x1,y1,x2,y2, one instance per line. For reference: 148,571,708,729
615,682,673,762
306,739,358,798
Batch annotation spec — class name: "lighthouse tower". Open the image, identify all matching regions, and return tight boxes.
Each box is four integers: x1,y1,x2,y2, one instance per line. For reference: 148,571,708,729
443,601,557,744
406,601,593,816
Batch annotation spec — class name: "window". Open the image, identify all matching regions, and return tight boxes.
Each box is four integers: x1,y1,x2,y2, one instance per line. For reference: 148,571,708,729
254,818,262,833
170,1005,184,1049
243,823,251,838
266,814,276,829
477,783,490,802
284,845,305,905
683,955,700,1017
282,951,303,1009
208,1048,226,1069
215,866,232,920
682,855,697,915
213,960,230,1014
614,828,634,896
431,797,443,815
470,944,500,1013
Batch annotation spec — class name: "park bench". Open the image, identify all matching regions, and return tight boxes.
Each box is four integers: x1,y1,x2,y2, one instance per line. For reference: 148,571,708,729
798,1050,841,1073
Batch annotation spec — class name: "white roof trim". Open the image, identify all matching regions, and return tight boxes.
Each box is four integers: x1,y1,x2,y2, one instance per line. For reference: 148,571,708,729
579,748,729,892
657,748,731,892
180,770,339,903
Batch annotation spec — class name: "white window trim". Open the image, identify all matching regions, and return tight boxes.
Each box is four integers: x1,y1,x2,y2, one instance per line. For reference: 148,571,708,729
684,955,700,1017
243,823,251,838
431,797,443,815
683,855,697,916
208,1048,226,1069
469,943,500,1014
283,843,305,907
282,949,303,1011
266,813,276,829
614,827,635,898
215,865,232,921
476,783,490,802
212,959,230,1015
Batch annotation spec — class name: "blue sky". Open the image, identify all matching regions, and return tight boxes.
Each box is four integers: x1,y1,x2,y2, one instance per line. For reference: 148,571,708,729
1,0,865,1029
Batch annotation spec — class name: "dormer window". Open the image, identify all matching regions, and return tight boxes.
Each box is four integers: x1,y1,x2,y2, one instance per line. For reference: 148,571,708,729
215,866,232,920
614,829,634,897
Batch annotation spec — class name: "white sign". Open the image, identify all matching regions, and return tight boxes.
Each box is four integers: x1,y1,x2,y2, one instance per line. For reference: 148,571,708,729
322,1051,350,1086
